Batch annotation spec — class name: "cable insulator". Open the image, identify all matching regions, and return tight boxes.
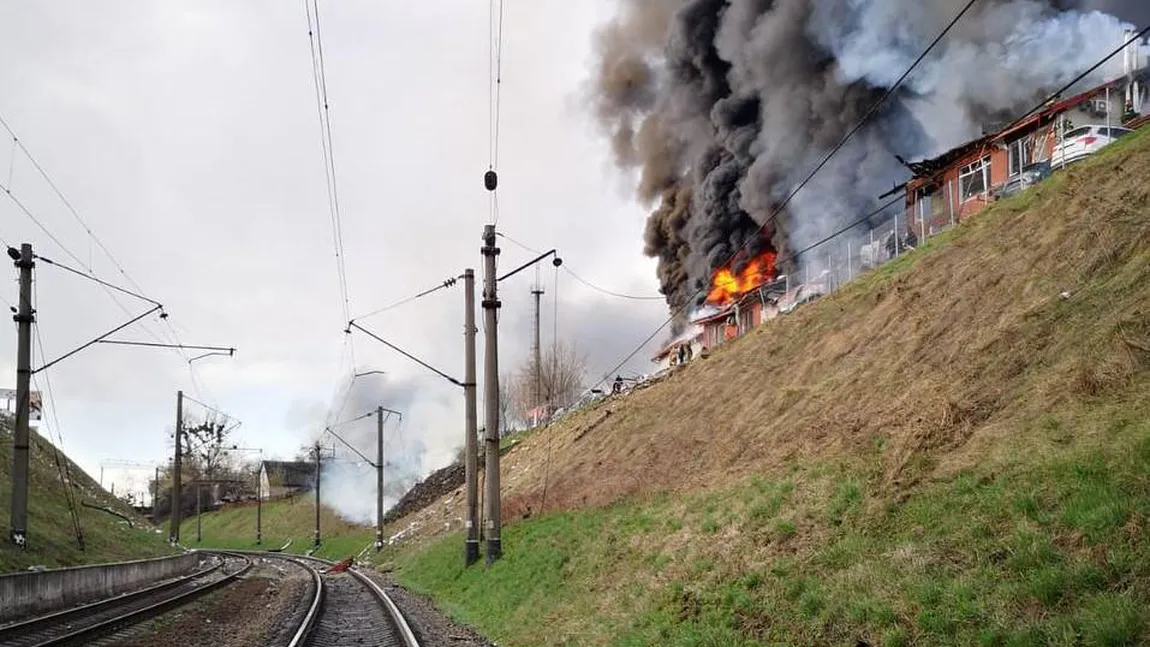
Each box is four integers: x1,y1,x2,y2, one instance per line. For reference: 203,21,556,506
484,170,498,192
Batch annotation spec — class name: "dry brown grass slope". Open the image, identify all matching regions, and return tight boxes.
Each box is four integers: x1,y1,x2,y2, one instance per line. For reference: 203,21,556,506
386,127,1149,544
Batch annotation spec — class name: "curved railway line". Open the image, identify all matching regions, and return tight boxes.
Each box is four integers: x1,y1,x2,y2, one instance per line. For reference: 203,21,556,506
261,552,419,647
0,551,419,647
0,552,252,647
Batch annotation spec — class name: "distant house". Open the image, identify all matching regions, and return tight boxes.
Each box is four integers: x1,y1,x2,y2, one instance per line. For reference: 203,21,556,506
904,37,1150,232
258,461,316,501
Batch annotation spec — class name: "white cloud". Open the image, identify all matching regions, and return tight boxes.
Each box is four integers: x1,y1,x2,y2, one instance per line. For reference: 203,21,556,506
0,0,667,494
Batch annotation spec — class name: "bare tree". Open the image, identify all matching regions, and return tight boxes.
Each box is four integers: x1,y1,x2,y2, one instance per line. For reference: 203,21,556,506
498,372,516,436
508,339,588,426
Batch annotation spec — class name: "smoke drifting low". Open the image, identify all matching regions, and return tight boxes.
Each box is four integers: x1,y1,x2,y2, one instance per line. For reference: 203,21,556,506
592,0,1145,320
316,373,453,525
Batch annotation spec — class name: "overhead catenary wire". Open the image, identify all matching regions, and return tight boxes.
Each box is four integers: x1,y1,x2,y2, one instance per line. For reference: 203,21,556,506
497,231,663,300
31,296,85,549
180,393,241,425
486,0,506,225
303,0,354,332
0,177,92,273
0,112,200,377
352,275,459,322
1004,22,1150,132
34,254,163,307
588,0,980,389
0,112,145,294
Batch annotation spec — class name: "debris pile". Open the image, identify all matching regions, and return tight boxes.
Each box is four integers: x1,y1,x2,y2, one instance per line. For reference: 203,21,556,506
383,461,464,526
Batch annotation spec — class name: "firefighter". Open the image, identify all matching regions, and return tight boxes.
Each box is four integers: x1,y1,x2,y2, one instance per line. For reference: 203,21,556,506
613,375,624,394
676,343,687,365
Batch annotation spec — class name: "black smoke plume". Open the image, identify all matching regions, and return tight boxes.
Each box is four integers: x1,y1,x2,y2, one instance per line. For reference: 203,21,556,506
592,0,1146,322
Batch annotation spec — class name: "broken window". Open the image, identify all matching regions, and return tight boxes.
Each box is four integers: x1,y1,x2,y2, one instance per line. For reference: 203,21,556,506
1008,138,1031,177
959,157,990,201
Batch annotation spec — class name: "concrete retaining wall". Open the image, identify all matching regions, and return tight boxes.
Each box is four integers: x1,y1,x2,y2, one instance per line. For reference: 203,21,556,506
0,552,203,623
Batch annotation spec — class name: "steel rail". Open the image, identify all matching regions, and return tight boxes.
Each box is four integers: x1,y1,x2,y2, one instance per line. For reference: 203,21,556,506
42,553,252,646
0,555,225,644
283,556,324,647
237,550,419,647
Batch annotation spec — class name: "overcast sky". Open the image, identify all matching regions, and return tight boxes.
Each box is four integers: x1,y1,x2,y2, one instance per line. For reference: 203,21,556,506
0,1,670,499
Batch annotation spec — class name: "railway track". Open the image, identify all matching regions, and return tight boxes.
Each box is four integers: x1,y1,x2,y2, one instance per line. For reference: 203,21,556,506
0,552,252,647
261,553,419,647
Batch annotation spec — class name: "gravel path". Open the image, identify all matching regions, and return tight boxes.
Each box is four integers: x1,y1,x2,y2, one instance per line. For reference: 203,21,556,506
360,569,497,647
112,558,310,647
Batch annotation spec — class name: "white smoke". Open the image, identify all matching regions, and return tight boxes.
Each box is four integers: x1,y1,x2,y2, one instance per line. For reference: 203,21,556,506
314,372,456,525
782,2,1134,272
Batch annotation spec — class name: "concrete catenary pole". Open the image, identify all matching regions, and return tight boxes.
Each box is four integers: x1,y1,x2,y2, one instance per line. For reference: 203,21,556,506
463,268,480,566
170,390,184,544
531,285,544,424
196,479,202,543
375,406,384,552
480,224,502,565
313,441,321,548
256,451,262,544
8,243,34,550
153,466,160,525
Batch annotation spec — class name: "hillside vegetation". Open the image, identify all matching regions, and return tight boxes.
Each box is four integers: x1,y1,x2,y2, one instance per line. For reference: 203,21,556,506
385,128,1150,646
0,419,174,572
178,494,376,561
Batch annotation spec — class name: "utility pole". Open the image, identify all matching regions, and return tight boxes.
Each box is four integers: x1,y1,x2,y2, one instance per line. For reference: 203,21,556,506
375,406,384,552
195,479,202,543
313,441,321,548
256,464,262,545
170,390,184,544
153,466,160,525
531,284,544,424
463,268,480,566
481,225,502,565
8,244,33,550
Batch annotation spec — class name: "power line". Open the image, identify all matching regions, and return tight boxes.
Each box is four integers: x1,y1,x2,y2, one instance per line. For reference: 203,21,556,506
1005,23,1150,132
31,307,85,548
487,0,506,225
0,112,146,295
352,275,459,322
592,196,905,389
588,0,979,389
303,0,353,329
489,0,506,170
563,267,665,301
0,114,197,371
0,177,92,272
498,231,663,300
34,254,162,307
180,393,240,425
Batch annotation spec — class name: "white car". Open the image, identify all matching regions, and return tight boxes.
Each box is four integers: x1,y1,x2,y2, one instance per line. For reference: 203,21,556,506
1050,125,1133,166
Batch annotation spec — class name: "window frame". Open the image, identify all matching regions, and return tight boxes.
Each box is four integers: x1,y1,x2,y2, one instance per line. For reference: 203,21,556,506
1007,138,1031,178
958,156,991,202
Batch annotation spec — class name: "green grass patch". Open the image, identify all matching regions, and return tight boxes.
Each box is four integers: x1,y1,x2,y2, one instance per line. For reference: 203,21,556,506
0,423,174,572
390,408,1150,647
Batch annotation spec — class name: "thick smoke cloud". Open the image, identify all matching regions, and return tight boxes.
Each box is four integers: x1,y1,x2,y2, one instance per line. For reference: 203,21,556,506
318,373,451,525
592,0,1144,320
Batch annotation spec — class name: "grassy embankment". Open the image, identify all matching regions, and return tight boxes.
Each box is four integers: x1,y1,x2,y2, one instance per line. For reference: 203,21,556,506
0,421,175,572
178,495,375,561
384,128,1150,646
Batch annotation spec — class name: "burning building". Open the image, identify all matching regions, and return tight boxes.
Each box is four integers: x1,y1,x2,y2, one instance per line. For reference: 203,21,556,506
904,31,1150,229
592,0,1150,330
687,250,793,351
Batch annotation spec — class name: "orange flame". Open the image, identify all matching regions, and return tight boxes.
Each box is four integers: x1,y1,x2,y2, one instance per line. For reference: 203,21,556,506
706,251,777,305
